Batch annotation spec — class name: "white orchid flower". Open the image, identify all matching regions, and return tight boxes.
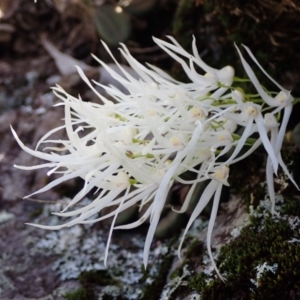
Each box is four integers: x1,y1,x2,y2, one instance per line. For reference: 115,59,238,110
12,36,297,280
235,44,298,212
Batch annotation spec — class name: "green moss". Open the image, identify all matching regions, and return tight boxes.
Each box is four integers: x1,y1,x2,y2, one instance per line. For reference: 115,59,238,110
184,237,203,258
140,237,180,300
188,272,207,292
79,270,119,286
163,239,205,299
179,139,300,298
170,238,203,281
63,270,120,300
63,287,95,300
187,215,300,299
281,198,300,216
139,262,154,283
140,253,174,300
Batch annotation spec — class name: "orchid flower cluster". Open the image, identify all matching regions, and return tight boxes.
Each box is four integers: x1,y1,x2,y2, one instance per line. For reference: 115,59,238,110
12,36,297,279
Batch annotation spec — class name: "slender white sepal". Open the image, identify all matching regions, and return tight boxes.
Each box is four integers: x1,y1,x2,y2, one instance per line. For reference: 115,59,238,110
12,36,297,279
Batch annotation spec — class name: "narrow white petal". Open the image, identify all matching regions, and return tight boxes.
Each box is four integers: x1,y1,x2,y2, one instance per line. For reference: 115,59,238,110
242,44,286,92
206,183,224,280
266,157,276,214
24,165,91,199
104,186,130,265
255,113,278,174
234,45,274,106
11,126,65,162
178,180,218,257
115,204,152,229
76,66,112,104
275,105,292,154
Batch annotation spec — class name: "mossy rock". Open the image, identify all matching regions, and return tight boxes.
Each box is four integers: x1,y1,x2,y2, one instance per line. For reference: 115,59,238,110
64,287,95,300
186,215,300,299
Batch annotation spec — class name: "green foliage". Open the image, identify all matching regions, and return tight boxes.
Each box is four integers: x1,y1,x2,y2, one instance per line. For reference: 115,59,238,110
92,0,157,46
94,4,131,46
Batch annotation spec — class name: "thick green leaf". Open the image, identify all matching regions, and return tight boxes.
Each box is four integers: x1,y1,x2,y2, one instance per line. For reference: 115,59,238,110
94,4,131,46
122,0,157,16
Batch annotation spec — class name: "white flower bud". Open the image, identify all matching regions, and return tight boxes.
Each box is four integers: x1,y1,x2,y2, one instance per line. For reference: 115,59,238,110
188,106,206,119
264,113,279,129
217,65,235,86
211,166,230,186
113,171,130,188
